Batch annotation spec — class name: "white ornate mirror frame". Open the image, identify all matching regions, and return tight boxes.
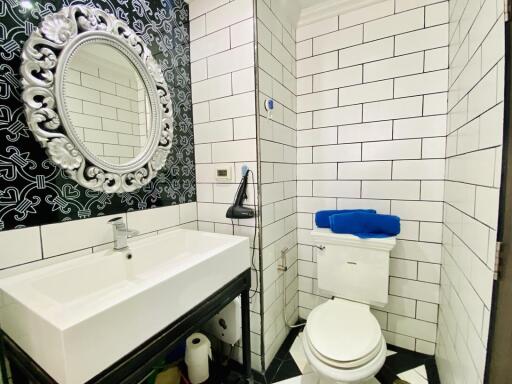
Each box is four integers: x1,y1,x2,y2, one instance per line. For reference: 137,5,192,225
21,5,173,193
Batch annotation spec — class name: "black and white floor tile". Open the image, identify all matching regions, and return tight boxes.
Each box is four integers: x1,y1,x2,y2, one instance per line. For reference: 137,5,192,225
214,325,439,384
260,326,440,384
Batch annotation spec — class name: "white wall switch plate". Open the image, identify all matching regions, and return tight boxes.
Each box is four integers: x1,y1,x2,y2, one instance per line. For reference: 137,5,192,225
214,165,233,182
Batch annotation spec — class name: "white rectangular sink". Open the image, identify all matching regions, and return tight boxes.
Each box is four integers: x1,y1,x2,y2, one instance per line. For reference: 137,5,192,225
0,229,250,384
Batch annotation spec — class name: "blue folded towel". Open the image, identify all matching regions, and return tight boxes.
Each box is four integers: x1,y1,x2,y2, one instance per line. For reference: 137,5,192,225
329,212,400,238
315,209,377,228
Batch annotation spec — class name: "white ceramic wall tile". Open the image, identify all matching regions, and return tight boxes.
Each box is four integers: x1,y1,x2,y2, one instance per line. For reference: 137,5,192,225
393,159,445,180
297,52,338,77
180,202,198,224
296,16,338,41
338,161,392,180
194,119,233,144
312,181,360,198
313,105,362,127
296,40,312,60
391,257,418,279
0,227,42,269
394,70,448,98
297,164,337,180
189,0,229,20
192,74,232,103
253,0,301,369
339,121,393,143
297,77,312,95
212,139,257,162
339,80,393,106
362,139,422,161
391,201,443,222
190,28,230,62
41,214,123,257
425,47,449,72
394,115,447,139
420,222,443,242
297,90,337,112
338,37,394,68
312,25,363,55
234,115,257,140
293,0,450,356
312,143,361,162
312,66,362,92
426,2,449,27
193,102,210,123
389,278,439,303
127,205,180,235
191,0,261,362
418,262,441,283
395,25,448,55
437,3,504,380
368,95,424,121
339,0,395,29
383,295,417,318
231,18,254,48
363,52,424,82
190,15,206,41
210,92,256,121
388,314,437,342
362,181,420,200
421,181,444,201
233,67,256,94
417,301,438,323
363,8,424,42
395,0,443,12
208,43,254,77
297,127,337,147
205,0,252,34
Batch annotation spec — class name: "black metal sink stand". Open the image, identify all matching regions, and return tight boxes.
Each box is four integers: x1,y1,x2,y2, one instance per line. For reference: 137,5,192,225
1,268,253,384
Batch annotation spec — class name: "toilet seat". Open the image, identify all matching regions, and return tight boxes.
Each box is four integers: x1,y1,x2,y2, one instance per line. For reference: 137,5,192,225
302,331,387,383
305,299,383,369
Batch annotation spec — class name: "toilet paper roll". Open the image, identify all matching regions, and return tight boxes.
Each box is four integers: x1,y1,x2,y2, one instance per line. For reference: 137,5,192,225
185,333,212,384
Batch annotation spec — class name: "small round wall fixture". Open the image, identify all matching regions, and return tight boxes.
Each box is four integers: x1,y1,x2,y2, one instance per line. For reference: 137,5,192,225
21,5,173,193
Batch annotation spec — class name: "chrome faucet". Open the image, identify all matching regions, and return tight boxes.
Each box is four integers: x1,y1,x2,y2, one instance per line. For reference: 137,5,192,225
108,217,137,250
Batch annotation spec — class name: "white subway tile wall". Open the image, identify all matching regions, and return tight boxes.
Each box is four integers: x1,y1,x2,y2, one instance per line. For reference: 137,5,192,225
0,203,198,276
295,0,450,356
436,0,504,383
256,0,298,369
66,56,150,165
188,0,262,371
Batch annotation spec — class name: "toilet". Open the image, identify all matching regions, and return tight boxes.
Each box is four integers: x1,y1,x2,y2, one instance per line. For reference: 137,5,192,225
304,228,396,383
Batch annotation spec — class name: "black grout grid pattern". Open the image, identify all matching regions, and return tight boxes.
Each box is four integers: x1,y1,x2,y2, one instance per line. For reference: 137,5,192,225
216,325,441,384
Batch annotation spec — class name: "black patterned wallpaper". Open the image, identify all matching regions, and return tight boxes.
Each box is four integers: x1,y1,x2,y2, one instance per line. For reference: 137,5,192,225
0,0,196,231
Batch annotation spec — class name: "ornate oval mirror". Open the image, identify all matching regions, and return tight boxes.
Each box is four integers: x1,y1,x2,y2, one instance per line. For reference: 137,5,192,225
21,5,173,193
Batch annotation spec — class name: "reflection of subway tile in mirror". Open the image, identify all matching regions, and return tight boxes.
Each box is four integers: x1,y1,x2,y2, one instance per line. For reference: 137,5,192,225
64,44,151,165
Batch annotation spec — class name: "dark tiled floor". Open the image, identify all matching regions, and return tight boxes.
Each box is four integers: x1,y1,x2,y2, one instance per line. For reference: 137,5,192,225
212,324,440,384
265,325,440,384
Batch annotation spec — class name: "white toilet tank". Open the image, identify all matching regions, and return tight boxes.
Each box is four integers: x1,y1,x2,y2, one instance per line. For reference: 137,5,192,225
311,229,396,307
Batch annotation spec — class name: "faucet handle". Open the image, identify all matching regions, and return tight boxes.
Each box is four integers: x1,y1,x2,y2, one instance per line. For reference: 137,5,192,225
108,217,126,229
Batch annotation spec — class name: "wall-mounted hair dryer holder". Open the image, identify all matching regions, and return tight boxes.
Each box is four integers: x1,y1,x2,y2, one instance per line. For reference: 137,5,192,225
225,170,255,219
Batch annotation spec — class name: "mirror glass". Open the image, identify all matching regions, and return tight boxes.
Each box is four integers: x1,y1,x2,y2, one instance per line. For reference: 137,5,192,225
63,43,152,166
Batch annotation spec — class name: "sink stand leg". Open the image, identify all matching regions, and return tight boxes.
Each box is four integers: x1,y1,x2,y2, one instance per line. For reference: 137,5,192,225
241,288,253,384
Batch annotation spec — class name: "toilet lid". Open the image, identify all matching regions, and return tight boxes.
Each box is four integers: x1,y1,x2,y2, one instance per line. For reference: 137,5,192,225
306,299,382,363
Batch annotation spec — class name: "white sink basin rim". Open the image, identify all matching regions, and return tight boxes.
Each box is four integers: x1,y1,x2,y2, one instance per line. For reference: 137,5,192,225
0,229,250,384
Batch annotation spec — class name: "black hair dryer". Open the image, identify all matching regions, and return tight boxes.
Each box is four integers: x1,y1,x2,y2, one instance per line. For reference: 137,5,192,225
226,170,255,219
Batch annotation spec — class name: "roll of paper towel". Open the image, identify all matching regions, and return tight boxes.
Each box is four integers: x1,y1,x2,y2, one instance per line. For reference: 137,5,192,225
185,333,212,384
